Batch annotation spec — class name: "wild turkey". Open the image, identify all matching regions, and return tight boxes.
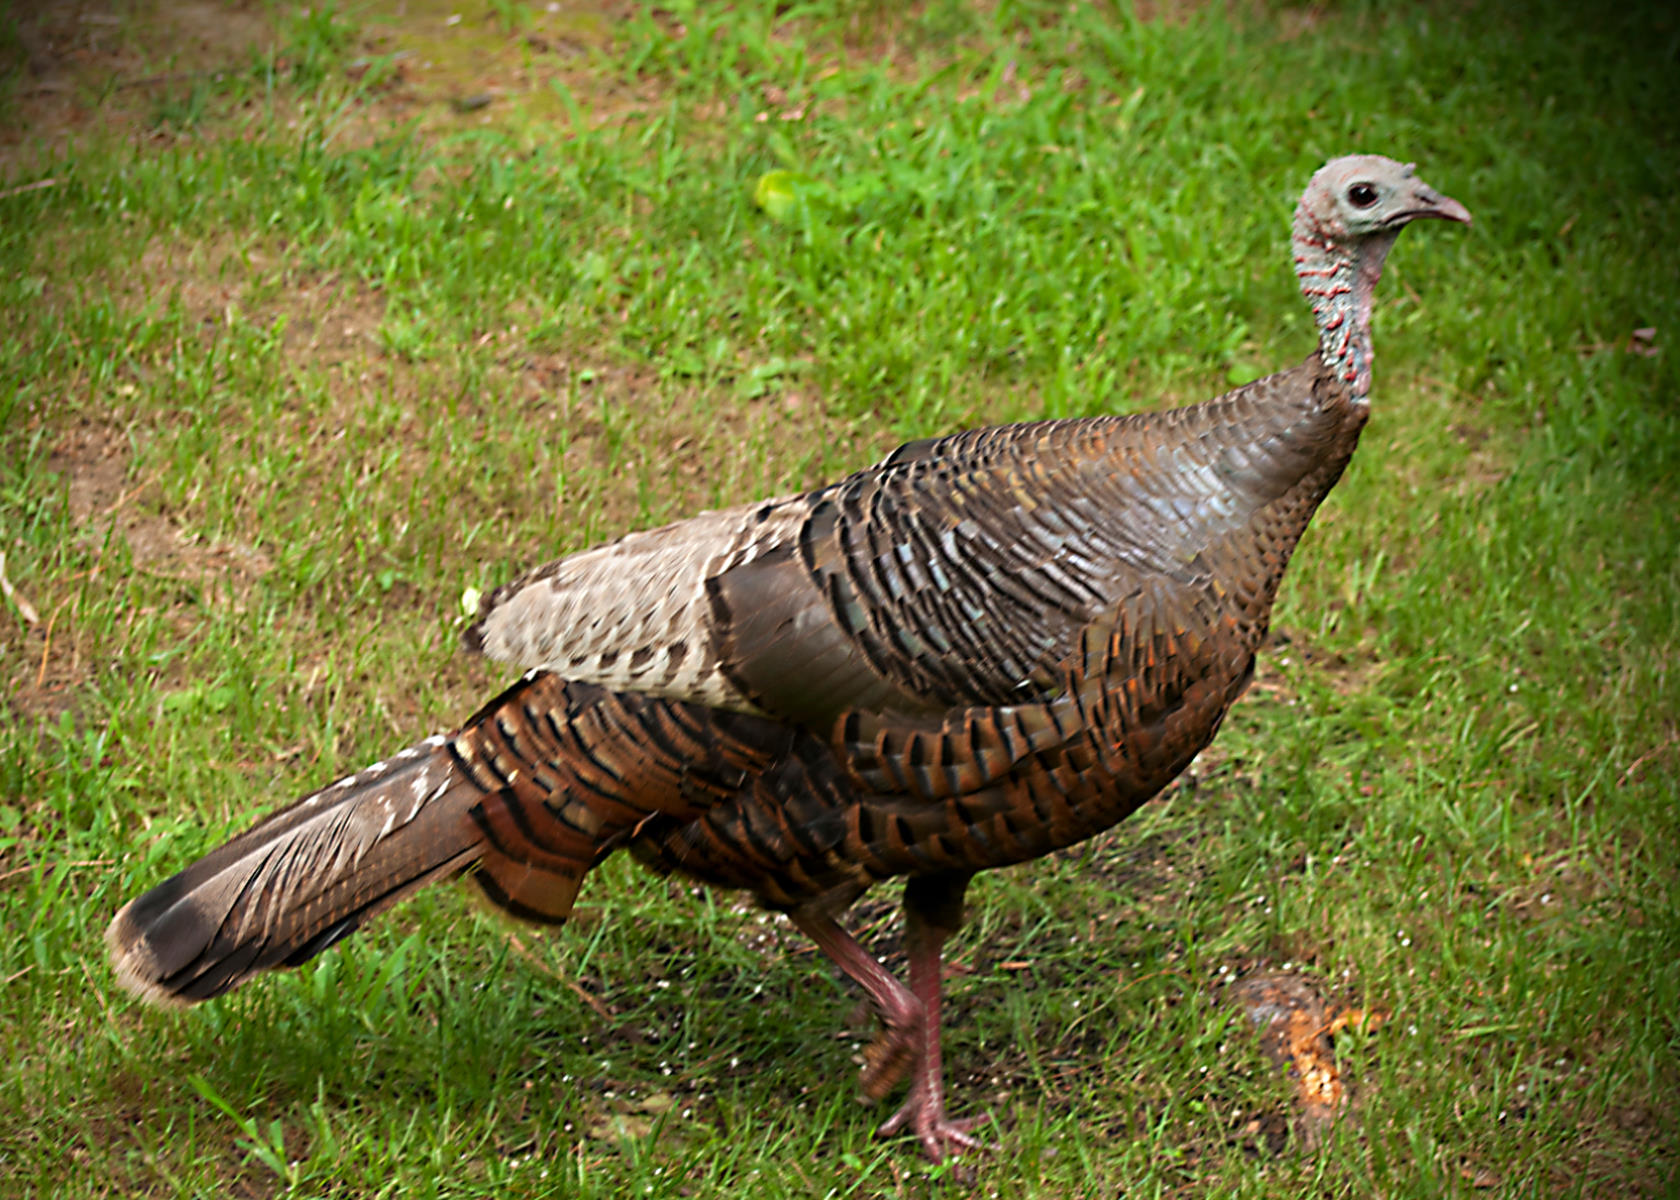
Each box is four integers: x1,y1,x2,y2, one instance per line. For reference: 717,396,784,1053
107,155,1469,1161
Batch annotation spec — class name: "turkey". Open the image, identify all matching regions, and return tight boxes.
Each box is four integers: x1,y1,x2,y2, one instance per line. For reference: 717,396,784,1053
107,155,1469,1161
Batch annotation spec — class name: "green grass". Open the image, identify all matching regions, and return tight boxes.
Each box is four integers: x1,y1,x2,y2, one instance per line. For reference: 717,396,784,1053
2,0,1676,1195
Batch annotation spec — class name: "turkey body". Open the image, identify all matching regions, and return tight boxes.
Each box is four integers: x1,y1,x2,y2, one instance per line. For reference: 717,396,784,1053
108,155,1469,1161
617,360,1362,908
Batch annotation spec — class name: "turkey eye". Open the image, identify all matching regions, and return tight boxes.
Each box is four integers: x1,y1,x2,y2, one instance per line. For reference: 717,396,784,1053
1347,183,1379,208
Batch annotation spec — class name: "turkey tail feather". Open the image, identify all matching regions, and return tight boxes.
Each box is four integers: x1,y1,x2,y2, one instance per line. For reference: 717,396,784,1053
105,671,764,1006
105,736,487,1006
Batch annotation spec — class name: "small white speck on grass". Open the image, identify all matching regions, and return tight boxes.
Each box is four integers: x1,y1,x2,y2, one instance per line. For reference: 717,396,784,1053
446,12,462,24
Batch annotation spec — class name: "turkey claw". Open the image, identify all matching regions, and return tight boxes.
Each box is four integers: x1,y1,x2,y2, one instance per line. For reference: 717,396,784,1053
877,1104,989,1163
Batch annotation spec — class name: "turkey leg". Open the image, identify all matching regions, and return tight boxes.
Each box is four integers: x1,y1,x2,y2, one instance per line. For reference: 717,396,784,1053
793,873,984,1162
875,872,986,1160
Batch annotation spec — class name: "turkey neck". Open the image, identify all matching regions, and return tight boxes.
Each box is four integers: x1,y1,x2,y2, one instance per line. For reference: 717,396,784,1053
1292,202,1400,406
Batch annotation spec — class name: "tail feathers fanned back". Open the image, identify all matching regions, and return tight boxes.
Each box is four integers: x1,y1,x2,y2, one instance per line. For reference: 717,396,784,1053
106,736,485,1005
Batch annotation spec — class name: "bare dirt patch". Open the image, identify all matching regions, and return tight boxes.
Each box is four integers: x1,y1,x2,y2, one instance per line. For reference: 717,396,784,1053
51,416,129,525
47,416,271,591
1,0,272,169
0,0,655,180
4,412,278,723
344,0,648,133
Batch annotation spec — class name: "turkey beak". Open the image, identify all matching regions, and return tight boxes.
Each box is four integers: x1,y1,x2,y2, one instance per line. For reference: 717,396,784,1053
1399,186,1472,227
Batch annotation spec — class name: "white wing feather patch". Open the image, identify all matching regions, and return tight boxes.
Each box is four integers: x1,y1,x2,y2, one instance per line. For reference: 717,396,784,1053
466,493,811,712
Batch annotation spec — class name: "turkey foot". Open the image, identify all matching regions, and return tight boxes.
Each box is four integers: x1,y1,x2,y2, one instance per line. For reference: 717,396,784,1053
877,1081,989,1162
